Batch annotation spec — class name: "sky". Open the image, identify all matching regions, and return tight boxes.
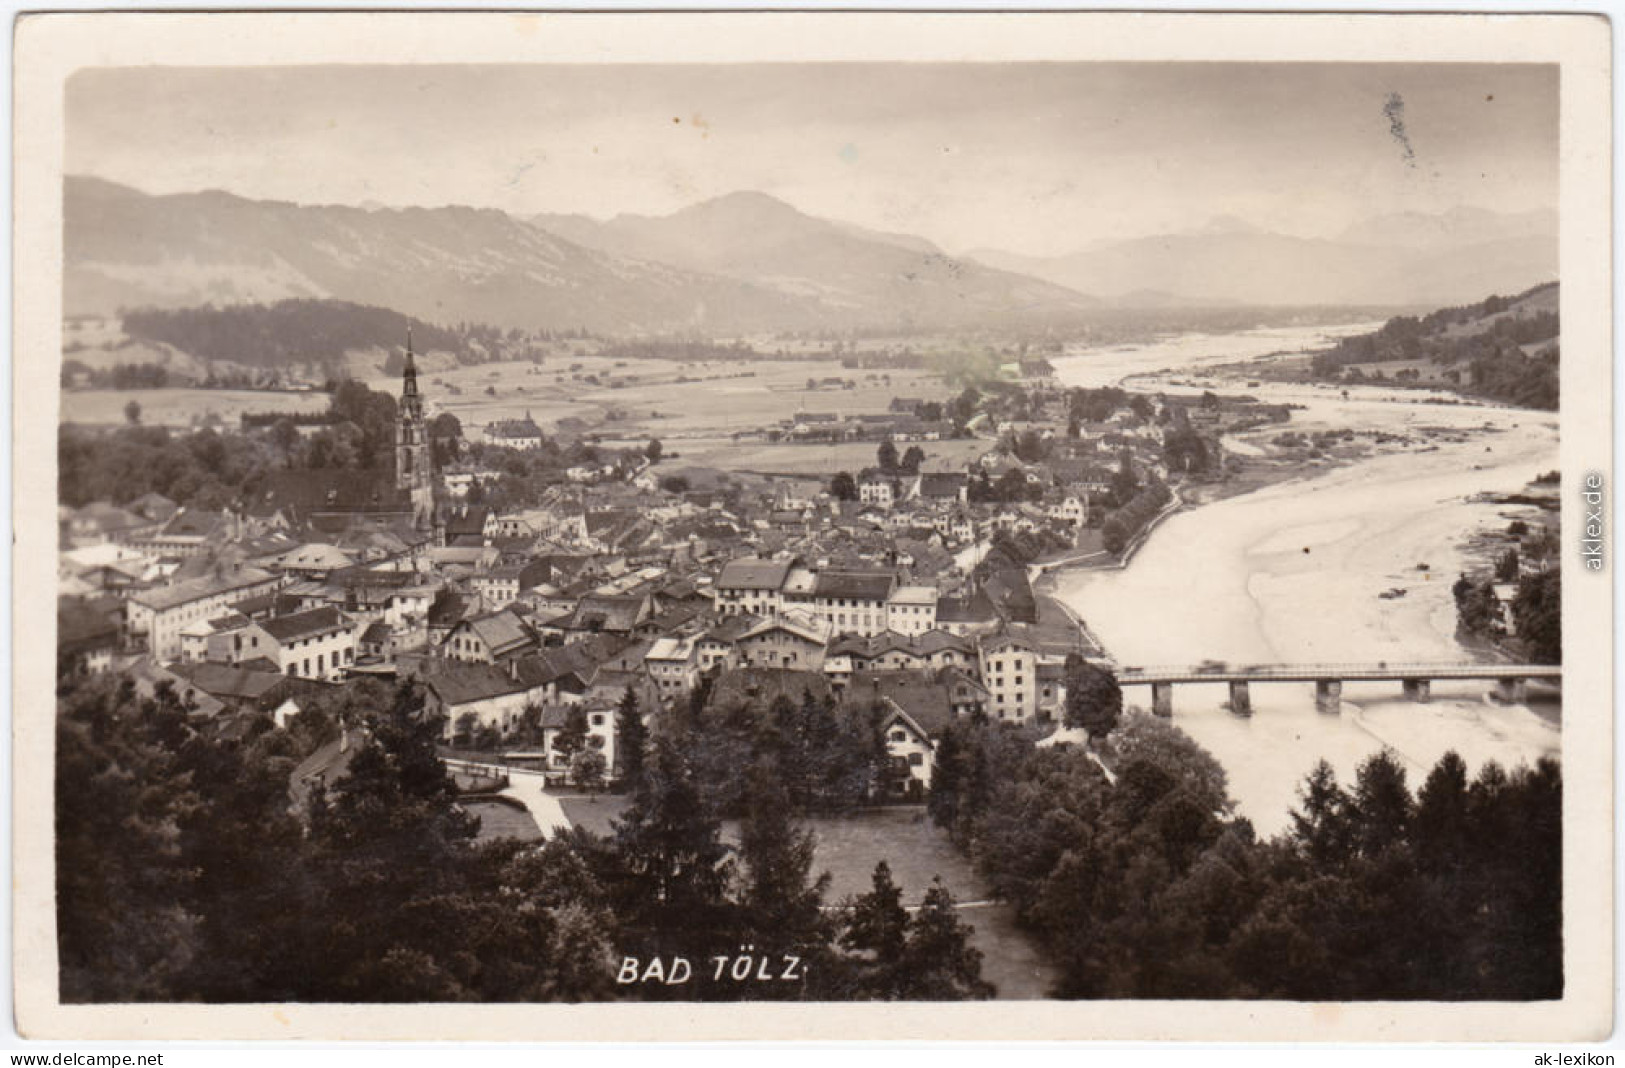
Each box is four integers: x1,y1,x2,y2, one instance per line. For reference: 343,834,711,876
66,63,1559,258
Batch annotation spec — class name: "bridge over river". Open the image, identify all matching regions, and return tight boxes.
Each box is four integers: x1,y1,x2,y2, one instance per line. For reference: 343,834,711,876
1116,661,1562,716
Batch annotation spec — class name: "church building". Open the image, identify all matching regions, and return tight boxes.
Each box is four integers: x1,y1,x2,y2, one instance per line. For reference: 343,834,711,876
242,333,441,540
396,332,434,528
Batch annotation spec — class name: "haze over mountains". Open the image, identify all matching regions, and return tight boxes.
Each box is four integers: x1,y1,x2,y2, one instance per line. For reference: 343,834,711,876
65,175,1556,335
967,206,1557,309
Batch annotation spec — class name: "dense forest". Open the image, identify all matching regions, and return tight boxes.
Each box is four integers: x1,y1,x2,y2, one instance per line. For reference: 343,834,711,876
119,300,549,375
57,657,1561,1003
56,675,994,1003
928,712,1562,999
1310,284,1559,410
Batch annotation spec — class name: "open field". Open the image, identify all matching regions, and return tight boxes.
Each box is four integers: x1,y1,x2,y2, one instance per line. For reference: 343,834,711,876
554,796,1056,999
362,355,956,443
60,387,332,428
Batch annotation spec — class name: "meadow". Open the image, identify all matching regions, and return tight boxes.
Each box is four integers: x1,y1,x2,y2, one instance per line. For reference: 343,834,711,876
60,387,331,428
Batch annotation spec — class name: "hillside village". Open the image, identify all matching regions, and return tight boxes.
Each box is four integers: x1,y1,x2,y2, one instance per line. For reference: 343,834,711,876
56,339,1274,806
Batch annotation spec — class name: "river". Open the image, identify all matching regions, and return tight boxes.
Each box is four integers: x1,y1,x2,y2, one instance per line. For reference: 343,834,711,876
1046,324,1562,836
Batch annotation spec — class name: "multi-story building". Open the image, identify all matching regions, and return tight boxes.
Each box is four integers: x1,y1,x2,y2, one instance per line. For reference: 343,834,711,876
736,618,829,672
886,586,939,635
785,570,896,637
126,567,283,662
240,606,358,681
978,631,1040,722
644,636,699,702
713,557,794,617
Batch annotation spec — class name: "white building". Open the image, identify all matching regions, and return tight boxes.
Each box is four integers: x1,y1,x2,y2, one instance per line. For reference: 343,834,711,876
644,636,699,702
886,586,939,635
713,557,794,618
978,631,1041,723
126,568,283,663
241,607,358,681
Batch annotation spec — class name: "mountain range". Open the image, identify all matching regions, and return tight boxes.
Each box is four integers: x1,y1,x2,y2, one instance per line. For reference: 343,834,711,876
65,175,1557,334
967,206,1557,308
65,178,1097,335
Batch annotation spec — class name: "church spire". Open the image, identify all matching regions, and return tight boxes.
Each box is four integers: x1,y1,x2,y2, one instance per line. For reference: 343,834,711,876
402,327,419,399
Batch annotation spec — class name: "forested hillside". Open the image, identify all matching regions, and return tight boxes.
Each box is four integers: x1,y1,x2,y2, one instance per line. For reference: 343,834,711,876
1311,283,1558,410
117,300,550,377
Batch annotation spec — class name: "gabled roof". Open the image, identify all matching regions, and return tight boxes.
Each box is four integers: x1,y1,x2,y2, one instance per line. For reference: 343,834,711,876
453,609,535,656
845,671,956,737
420,661,528,706
705,667,832,714
716,557,794,592
813,570,896,602
158,508,230,539
277,543,359,571
167,660,292,702
245,470,410,520
563,595,647,634
738,617,826,646
130,568,278,613
259,606,351,643
701,613,761,644
645,636,696,662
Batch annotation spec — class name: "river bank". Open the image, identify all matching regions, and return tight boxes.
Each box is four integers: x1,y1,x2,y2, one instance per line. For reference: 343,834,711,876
1043,322,1561,836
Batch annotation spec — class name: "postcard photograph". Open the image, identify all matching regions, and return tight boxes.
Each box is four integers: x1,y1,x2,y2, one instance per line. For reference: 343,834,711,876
11,11,1613,1043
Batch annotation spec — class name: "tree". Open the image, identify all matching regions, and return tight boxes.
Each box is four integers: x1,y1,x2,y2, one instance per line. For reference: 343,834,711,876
606,738,738,970
952,387,980,424
830,471,858,501
840,860,912,997
877,439,899,473
552,706,591,765
900,879,996,1000
900,445,926,474
56,677,201,1000
1513,569,1561,664
123,399,142,425
1350,749,1412,857
615,685,649,787
1063,656,1122,743
571,748,608,792
645,438,663,463
1102,515,1129,555
1108,451,1139,506
430,412,463,466
1495,547,1521,583
735,757,831,970
1289,759,1354,865
270,417,300,461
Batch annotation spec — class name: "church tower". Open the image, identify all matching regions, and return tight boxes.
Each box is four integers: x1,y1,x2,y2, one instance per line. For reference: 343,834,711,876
396,329,434,528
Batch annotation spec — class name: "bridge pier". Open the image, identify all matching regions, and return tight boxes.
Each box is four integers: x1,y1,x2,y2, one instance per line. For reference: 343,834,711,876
1314,679,1342,713
1495,677,1528,704
1151,681,1173,718
1402,678,1431,703
1227,680,1252,716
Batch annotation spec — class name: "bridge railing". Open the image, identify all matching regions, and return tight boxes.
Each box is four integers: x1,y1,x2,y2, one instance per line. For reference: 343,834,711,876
1116,662,1561,680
